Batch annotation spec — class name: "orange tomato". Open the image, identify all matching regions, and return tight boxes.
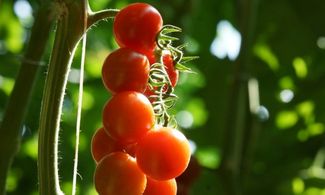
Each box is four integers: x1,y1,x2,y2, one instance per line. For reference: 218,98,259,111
144,177,177,195
94,152,147,195
102,91,155,144
136,127,191,180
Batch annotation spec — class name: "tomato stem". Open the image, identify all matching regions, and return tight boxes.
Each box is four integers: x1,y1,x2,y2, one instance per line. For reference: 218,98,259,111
37,1,119,194
88,9,120,28
38,11,76,195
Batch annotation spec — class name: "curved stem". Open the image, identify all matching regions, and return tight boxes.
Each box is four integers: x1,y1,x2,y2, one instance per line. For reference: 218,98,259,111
87,9,119,28
0,5,53,194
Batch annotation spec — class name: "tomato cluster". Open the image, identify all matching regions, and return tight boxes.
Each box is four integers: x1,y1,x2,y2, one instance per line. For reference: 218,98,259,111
91,3,191,195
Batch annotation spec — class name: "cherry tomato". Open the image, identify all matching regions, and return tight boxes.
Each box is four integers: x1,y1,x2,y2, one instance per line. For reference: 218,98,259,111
102,91,155,144
143,51,178,100
145,50,157,64
143,177,177,195
91,127,123,163
114,3,163,53
136,127,191,180
124,142,138,157
146,51,178,87
94,152,147,195
163,53,179,87
102,48,150,94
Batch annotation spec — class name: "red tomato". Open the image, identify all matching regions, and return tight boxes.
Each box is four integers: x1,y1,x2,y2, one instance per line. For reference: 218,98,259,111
91,127,123,163
143,53,179,102
136,127,191,180
94,152,147,195
102,91,155,144
102,48,150,94
163,53,179,87
143,52,178,100
124,142,138,157
146,51,178,87
143,85,156,103
143,177,177,195
145,50,157,64
114,3,163,53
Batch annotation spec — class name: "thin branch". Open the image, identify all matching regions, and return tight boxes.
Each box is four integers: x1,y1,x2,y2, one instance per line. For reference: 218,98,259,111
71,32,87,195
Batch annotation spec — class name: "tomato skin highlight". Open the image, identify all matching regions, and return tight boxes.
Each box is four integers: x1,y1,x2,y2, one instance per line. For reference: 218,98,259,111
143,177,177,195
113,3,163,53
94,152,147,195
102,91,155,144
102,48,150,94
136,127,191,180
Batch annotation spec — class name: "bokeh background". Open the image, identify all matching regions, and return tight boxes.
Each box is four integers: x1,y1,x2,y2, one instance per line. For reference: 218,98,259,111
1,0,325,194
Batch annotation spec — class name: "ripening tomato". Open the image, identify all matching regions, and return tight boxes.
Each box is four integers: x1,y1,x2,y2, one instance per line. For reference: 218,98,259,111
136,127,191,180
113,3,163,53
143,177,177,195
102,48,150,94
94,152,147,195
102,91,155,144
91,127,123,163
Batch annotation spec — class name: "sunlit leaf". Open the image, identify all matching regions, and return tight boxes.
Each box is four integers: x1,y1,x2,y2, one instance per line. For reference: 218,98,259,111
254,43,279,71
186,98,208,127
196,147,220,169
293,57,308,79
276,110,298,129
22,135,38,159
296,101,314,123
279,76,295,90
292,177,304,194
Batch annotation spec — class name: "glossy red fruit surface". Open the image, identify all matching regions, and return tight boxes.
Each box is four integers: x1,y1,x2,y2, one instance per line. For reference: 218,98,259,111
136,127,191,180
103,91,155,144
114,3,163,54
94,152,147,195
102,48,150,94
91,127,123,163
143,177,177,195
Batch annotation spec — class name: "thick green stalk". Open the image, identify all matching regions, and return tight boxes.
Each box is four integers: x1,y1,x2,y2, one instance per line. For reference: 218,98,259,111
37,1,118,193
0,6,53,195
37,2,87,194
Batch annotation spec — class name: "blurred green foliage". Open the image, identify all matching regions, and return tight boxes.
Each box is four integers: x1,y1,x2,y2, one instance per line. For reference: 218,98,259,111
1,0,325,194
